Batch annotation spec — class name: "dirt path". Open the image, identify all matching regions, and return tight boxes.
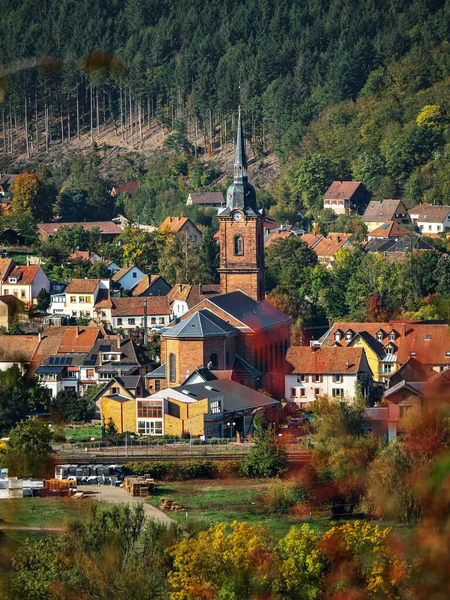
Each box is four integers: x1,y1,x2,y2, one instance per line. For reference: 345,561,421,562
77,486,175,526
0,525,63,531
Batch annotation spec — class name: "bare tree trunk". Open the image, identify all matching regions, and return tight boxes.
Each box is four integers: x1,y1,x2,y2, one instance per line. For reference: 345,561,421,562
35,94,39,153
24,97,30,158
90,84,93,142
194,117,198,158
124,87,127,142
67,91,71,142
129,87,133,146
76,88,80,141
60,103,64,143
120,87,124,140
147,96,150,135
96,87,100,136
45,101,49,153
219,114,222,149
138,101,142,142
209,109,213,154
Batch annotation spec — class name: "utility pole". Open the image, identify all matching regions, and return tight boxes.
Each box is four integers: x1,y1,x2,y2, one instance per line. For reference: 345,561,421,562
143,299,148,346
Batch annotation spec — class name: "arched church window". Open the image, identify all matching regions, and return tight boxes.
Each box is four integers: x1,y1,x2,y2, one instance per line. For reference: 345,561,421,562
234,235,244,256
169,353,176,382
209,353,219,370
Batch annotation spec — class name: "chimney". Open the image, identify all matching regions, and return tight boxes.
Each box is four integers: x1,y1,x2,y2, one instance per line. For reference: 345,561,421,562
118,368,122,377
76,326,79,337
402,323,406,338
199,284,202,295
337,235,341,243
38,332,41,343
179,284,182,293
346,361,349,370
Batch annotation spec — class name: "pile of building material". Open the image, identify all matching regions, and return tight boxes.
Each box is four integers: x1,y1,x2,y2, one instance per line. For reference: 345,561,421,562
159,497,184,512
123,476,155,497
55,464,124,486
45,479,76,492
0,477,45,499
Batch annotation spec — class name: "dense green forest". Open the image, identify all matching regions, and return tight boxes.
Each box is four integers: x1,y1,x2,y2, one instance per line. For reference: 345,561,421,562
2,1,450,221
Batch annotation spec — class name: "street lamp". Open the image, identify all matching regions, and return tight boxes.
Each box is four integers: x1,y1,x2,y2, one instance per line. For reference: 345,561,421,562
227,422,236,439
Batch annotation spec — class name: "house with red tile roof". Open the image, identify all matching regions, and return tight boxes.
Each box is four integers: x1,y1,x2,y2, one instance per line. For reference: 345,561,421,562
53,278,111,320
367,221,411,240
186,191,224,209
285,345,372,405
409,203,450,235
0,265,50,310
158,217,202,244
312,233,353,267
37,221,122,242
265,230,297,247
321,320,450,385
300,233,324,249
131,274,171,297
323,181,369,215
362,199,409,232
68,250,101,263
111,296,171,333
111,181,139,197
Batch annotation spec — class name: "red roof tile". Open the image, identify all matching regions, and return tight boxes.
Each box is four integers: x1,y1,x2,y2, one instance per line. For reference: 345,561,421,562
110,297,170,317
265,231,296,246
369,221,410,238
188,192,224,205
313,233,353,257
38,221,122,237
5,266,41,285
65,279,101,294
286,346,365,374
112,181,139,196
323,181,362,200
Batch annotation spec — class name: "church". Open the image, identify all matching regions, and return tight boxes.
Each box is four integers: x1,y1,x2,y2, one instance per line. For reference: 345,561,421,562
147,113,292,398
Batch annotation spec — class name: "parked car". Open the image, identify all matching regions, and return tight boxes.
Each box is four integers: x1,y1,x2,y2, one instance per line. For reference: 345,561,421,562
151,325,164,334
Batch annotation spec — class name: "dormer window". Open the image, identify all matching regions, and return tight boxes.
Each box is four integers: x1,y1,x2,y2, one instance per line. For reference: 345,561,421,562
334,332,341,342
376,330,383,342
345,331,352,341
388,331,396,342
8,277,17,284
385,344,394,355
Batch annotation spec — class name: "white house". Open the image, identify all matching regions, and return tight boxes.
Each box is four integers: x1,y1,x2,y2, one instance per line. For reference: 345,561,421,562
409,203,450,234
285,345,372,406
61,278,110,320
111,297,171,333
111,265,145,291
1,266,50,310
0,335,40,375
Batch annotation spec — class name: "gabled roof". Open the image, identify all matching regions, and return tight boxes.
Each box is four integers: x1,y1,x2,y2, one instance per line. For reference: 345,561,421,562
145,363,166,379
132,274,168,297
168,284,221,309
112,264,143,283
207,291,292,332
0,174,18,187
68,251,98,261
369,221,411,238
365,238,397,253
159,216,200,234
323,181,362,200
110,296,170,317
58,327,102,353
286,346,366,374
313,233,352,257
188,192,224,205
37,221,122,236
65,278,100,294
300,233,323,249
265,230,296,246
0,258,14,282
5,266,42,286
231,354,262,379
363,200,406,222
163,309,238,339
112,181,139,196
414,205,450,223
0,335,40,363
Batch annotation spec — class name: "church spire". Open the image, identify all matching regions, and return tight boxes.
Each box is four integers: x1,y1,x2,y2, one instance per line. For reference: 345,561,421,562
234,108,247,181
224,108,256,213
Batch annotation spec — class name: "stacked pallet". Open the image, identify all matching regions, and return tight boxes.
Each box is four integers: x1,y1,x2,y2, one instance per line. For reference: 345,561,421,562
123,476,155,497
45,479,75,491
159,498,184,512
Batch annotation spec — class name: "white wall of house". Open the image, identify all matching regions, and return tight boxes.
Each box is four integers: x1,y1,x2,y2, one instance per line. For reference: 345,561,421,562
323,199,350,215
112,313,169,331
417,216,450,234
116,267,145,290
0,361,29,375
171,299,189,318
285,373,360,405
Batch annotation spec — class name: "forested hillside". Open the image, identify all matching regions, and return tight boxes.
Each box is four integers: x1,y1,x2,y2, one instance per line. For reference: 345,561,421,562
1,0,450,217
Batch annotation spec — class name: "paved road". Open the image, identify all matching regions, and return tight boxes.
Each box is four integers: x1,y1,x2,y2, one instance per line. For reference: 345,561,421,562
77,485,175,526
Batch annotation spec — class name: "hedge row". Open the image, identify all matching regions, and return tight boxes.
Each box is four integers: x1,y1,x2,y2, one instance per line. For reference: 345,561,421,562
123,460,243,480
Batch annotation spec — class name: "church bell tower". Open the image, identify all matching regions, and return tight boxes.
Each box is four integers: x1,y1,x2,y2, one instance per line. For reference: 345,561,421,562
217,110,265,302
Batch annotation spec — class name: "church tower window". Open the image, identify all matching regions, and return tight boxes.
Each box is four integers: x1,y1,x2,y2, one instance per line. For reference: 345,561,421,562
234,235,244,256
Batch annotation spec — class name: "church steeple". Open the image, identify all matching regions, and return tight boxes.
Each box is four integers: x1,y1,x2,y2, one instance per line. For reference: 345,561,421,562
234,108,248,182
223,109,257,214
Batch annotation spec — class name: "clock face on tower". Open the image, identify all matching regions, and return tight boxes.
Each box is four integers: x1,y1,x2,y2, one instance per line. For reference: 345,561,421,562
232,211,243,222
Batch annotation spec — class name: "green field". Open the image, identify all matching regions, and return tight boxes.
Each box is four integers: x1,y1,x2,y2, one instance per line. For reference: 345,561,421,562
64,424,103,442
0,497,89,528
148,480,331,537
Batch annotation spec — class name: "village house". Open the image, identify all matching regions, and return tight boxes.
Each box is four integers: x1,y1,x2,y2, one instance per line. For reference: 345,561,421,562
158,216,203,244
365,236,433,255
59,278,111,320
312,233,353,267
35,353,86,397
110,296,171,334
168,283,221,318
132,274,171,297
111,181,139,197
285,345,372,405
105,260,121,275
111,264,145,291
0,335,40,374
300,233,324,249
321,321,450,386
323,181,369,215
68,250,102,263
186,191,224,210
37,221,122,243
362,199,410,232
0,264,50,310
409,203,450,234
367,221,411,241
0,174,18,198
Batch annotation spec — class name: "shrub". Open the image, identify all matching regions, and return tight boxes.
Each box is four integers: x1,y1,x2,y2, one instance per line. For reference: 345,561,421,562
241,428,288,478
123,460,244,481
266,479,309,514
